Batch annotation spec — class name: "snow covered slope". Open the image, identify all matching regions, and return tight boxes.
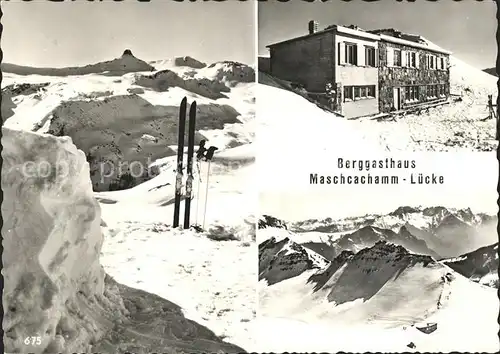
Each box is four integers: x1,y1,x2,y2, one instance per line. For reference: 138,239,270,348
258,241,499,353
259,53,498,152
94,135,257,351
443,243,499,288
259,235,329,285
2,52,255,191
256,83,385,190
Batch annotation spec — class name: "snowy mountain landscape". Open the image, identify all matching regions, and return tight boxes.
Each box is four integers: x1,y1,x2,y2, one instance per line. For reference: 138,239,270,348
259,54,498,152
2,51,257,353
257,207,499,353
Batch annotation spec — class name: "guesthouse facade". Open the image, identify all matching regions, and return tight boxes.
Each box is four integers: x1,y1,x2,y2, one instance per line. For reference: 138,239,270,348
266,22,451,119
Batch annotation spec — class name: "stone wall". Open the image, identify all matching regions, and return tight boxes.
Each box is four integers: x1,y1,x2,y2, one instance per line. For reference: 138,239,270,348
269,32,336,92
377,41,450,112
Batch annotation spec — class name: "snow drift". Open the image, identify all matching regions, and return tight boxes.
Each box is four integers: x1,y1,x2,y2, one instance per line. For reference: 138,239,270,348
2,127,122,353
1,127,247,353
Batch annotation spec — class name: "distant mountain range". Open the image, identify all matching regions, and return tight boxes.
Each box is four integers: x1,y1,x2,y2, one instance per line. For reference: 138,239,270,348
258,205,498,289
281,206,497,259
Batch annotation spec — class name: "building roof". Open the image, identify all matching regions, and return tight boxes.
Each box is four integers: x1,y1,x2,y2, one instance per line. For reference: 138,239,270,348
267,24,452,55
266,25,378,48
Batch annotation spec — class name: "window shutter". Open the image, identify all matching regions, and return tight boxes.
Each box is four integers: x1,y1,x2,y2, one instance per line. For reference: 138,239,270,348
374,48,379,67
434,56,437,70
387,47,394,67
358,44,365,66
401,51,407,67
415,53,420,69
338,42,346,65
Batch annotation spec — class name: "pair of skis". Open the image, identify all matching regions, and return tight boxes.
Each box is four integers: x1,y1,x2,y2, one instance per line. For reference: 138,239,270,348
173,97,197,229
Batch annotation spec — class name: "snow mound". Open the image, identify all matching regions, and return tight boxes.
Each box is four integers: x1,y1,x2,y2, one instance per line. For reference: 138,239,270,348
198,61,256,86
1,51,155,77
174,56,207,69
2,127,126,353
134,69,231,100
450,56,497,98
257,84,384,189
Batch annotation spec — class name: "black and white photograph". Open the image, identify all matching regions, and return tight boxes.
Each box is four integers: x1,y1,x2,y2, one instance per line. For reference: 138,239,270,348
257,154,499,353
1,1,256,353
258,0,498,152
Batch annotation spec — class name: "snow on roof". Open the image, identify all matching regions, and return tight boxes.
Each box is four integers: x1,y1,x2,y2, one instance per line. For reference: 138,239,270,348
379,34,451,55
267,24,451,55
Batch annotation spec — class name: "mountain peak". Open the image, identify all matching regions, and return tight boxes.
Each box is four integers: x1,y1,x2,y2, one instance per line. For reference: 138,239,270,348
258,215,288,230
389,205,421,216
122,49,134,57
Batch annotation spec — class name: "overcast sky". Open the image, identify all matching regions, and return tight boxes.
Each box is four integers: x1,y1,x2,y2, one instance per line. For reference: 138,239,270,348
259,0,496,70
2,0,255,67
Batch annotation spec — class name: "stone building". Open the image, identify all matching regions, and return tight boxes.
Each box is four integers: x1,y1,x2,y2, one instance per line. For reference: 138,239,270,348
266,22,451,119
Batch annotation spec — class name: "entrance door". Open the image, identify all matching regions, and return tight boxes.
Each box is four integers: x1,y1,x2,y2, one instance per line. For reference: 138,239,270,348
393,87,401,110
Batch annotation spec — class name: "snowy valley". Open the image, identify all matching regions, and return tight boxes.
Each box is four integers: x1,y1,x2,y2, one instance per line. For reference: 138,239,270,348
257,207,499,353
2,52,257,353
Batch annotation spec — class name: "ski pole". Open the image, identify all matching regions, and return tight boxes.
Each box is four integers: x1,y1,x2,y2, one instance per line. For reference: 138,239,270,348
195,161,202,226
202,160,211,230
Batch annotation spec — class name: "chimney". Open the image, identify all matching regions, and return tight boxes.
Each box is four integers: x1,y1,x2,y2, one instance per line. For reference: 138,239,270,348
308,20,318,35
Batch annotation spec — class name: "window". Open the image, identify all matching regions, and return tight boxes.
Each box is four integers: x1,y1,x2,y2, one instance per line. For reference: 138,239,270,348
343,85,376,102
440,57,445,70
439,84,446,97
365,46,376,67
354,87,361,99
345,43,358,65
393,49,402,67
427,85,438,99
367,85,376,97
428,55,436,70
405,86,419,102
344,86,353,101
406,51,417,68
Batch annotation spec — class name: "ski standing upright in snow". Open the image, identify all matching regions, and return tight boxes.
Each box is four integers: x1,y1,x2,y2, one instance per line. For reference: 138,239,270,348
183,101,197,229
173,97,187,228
